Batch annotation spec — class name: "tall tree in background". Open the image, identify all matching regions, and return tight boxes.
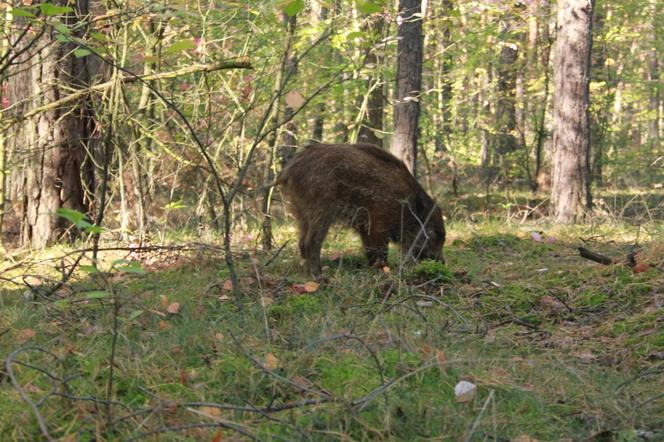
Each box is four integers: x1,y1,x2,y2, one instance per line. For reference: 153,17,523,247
646,0,660,156
551,0,594,223
357,13,384,148
494,7,519,159
432,0,454,153
392,0,423,175
8,1,94,247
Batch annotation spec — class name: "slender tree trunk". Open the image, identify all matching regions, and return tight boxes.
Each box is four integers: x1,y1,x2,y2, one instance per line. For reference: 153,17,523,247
392,0,424,175
590,4,607,187
433,0,454,153
357,15,384,147
551,0,594,224
8,0,94,247
278,15,298,167
494,10,519,160
534,0,552,192
646,0,660,156
309,1,328,143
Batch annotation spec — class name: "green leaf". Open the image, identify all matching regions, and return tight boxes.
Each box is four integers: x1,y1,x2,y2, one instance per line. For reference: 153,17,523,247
115,261,146,274
165,200,186,210
54,299,69,309
79,265,98,274
283,0,305,17
90,31,108,42
356,0,382,14
56,208,91,229
84,224,104,234
85,290,112,300
128,310,144,321
346,31,367,41
40,3,73,16
164,39,196,54
11,8,36,18
53,21,71,35
74,48,91,58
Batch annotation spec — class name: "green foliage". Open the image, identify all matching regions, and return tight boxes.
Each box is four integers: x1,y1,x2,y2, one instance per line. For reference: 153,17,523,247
412,259,454,282
39,3,73,17
282,0,305,17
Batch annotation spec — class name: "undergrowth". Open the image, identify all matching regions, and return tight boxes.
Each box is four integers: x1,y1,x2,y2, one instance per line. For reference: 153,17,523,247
1,216,663,441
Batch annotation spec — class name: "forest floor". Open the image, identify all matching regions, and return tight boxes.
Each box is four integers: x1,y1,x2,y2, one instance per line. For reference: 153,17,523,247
1,197,664,441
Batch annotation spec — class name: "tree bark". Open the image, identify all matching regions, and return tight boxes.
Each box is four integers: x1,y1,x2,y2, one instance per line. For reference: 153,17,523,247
494,11,519,157
8,0,94,247
551,0,594,224
278,15,298,167
357,15,384,147
391,0,424,175
433,0,453,153
646,0,660,154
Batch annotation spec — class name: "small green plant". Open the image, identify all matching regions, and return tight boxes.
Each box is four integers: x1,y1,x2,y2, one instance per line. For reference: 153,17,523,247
413,259,455,282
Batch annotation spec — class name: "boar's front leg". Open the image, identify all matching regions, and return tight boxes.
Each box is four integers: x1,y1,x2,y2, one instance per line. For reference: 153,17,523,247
357,224,389,268
300,218,332,276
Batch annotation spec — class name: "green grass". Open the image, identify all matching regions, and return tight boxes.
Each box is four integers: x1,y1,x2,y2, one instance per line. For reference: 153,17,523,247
1,216,663,441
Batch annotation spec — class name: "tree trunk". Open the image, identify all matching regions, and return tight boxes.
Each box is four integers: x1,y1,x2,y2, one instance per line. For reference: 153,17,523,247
433,0,454,153
534,0,552,192
278,15,298,167
8,0,93,247
646,0,660,155
551,0,594,224
494,10,519,158
357,15,384,147
392,0,424,175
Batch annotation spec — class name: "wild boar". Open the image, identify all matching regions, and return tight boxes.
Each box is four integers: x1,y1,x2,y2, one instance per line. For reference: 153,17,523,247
276,143,445,275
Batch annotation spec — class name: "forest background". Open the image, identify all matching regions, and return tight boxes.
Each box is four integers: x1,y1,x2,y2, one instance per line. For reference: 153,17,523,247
0,0,662,440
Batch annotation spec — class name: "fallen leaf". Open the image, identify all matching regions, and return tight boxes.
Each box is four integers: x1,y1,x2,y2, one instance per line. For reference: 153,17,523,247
435,349,447,370
540,295,566,312
24,383,44,394
160,295,170,309
218,295,230,302
222,279,233,291
382,266,391,274
264,353,279,370
167,302,181,314
199,406,222,418
575,350,597,361
544,236,556,244
292,375,314,390
633,263,650,273
17,328,36,344
24,276,42,286
455,380,477,403
290,284,307,294
211,430,224,442
284,89,305,108
304,281,319,293
158,320,171,330
179,368,188,385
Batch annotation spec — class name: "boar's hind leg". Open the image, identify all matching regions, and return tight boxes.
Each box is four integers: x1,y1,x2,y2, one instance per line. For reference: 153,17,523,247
357,226,388,268
301,218,332,276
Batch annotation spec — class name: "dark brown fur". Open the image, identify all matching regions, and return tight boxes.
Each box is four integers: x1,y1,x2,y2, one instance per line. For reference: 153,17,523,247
277,143,445,275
